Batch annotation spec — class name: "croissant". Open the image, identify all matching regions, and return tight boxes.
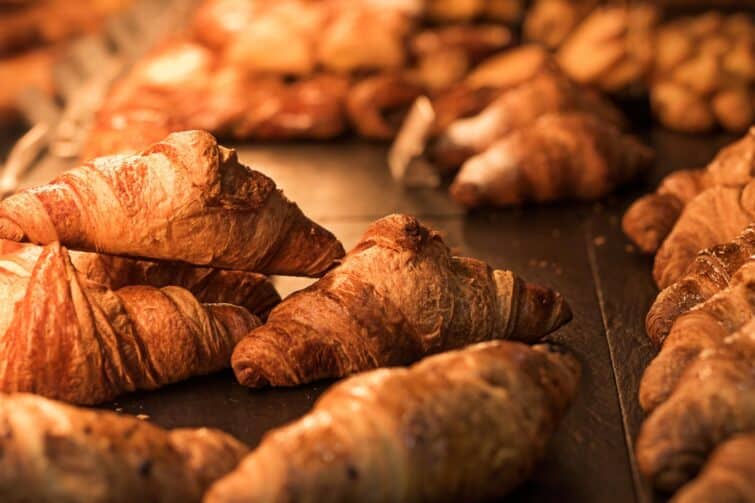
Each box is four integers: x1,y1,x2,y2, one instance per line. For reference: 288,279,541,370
639,259,755,412
672,434,755,503
646,224,755,345
0,392,248,503
232,214,571,388
207,340,580,503
345,74,423,140
637,318,755,492
450,112,653,208
433,67,626,168
653,180,755,289
0,242,260,404
0,130,345,277
0,240,280,319
623,128,755,254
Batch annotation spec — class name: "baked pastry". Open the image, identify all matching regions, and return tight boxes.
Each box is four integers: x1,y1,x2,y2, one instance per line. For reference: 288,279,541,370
232,214,571,388
652,180,755,289
0,242,259,404
0,130,345,277
637,317,755,492
556,3,658,92
645,224,755,346
432,64,626,168
449,112,653,207
208,340,579,503
651,12,754,133
0,392,248,503
623,127,755,254
672,434,755,503
0,240,280,319
640,259,755,412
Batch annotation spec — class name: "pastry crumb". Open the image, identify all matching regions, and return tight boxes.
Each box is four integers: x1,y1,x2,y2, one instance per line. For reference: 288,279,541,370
136,414,150,420
593,236,606,246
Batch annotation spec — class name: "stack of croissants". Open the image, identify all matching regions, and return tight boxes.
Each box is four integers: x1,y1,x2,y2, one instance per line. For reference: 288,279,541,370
623,127,755,502
0,129,581,502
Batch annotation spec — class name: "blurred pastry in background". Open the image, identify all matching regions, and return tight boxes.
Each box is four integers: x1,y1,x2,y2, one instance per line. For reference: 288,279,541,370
651,11,755,133
524,0,599,50
556,3,659,93
0,0,131,123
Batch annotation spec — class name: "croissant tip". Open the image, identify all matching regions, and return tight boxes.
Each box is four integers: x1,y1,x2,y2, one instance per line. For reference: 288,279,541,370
449,180,483,208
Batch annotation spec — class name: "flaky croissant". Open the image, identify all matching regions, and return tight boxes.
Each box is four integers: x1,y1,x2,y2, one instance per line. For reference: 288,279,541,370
450,112,653,208
623,128,755,254
0,392,248,503
637,317,755,492
645,224,755,345
0,130,345,277
207,341,579,503
653,180,755,289
672,434,755,503
433,67,626,168
0,240,280,319
232,214,571,388
0,242,260,404
639,259,755,412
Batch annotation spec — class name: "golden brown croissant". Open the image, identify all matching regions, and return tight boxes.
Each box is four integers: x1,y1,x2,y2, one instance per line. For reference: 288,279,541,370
0,240,280,319
672,434,755,503
0,130,345,277
232,214,571,388
646,224,755,345
637,318,755,492
449,112,653,208
0,242,260,404
639,259,755,412
207,340,579,503
0,392,248,503
433,67,626,168
653,180,755,289
623,128,755,254
345,74,423,140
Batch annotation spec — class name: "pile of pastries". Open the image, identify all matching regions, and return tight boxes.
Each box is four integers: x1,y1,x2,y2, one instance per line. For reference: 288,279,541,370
623,128,755,500
0,0,131,121
0,129,579,502
525,1,754,131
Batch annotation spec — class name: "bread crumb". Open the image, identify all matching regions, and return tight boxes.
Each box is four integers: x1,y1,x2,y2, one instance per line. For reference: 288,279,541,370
593,236,606,246
136,414,150,420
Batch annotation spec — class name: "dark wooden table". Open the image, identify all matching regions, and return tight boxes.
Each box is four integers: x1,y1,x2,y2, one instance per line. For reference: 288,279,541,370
0,124,736,502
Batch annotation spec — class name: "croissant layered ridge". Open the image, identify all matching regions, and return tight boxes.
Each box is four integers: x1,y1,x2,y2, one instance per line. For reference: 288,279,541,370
0,130,344,277
232,214,571,388
0,242,260,404
0,240,280,319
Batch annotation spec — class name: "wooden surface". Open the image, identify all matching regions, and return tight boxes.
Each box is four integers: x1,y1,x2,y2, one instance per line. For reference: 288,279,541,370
0,126,737,502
